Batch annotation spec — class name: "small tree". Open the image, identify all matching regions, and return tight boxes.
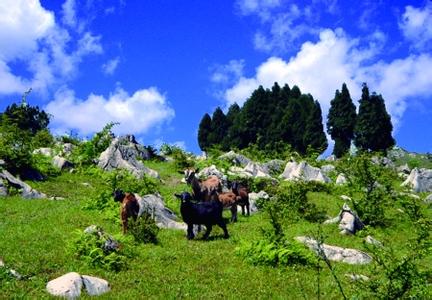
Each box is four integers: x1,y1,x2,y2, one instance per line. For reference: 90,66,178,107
197,113,212,151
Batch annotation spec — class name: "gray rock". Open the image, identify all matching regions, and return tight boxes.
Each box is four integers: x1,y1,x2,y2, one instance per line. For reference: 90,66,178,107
98,136,159,179
323,203,364,235
280,161,331,183
219,151,251,166
0,180,8,196
228,162,272,179
81,275,110,296
62,143,74,156
33,147,54,157
0,170,46,199
238,191,268,214
336,173,347,185
371,156,395,168
261,159,285,175
83,225,120,252
53,155,74,170
295,236,372,264
47,272,110,299
136,193,186,231
387,146,409,160
424,194,432,204
46,272,83,299
397,163,411,174
48,196,66,201
365,235,382,247
0,259,23,280
320,164,335,176
401,168,432,193
345,274,370,281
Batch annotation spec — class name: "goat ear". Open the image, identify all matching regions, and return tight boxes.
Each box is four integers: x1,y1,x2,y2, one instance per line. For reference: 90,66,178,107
174,193,181,199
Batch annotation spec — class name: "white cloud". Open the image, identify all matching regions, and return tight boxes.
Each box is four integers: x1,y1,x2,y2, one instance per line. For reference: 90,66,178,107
62,0,77,28
236,0,281,17
102,57,120,75
0,0,104,96
210,59,244,84
46,86,175,136
224,28,432,130
399,3,432,50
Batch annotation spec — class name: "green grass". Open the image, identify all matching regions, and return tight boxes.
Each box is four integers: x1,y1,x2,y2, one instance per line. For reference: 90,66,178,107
1,160,431,299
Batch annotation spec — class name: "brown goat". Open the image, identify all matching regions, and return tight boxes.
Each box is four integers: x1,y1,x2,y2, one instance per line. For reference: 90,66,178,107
214,191,240,222
113,189,140,234
231,181,250,217
181,168,222,201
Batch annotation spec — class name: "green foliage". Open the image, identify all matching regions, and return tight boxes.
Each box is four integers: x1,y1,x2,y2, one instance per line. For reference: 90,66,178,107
102,168,158,195
303,101,328,154
354,83,395,153
67,227,129,271
70,122,117,167
197,113,212,151
31,129,55,149
160,144,194,171
0,122,33,174
31,154,60,178
327,83,357,158
82,190,119,222
336,154,394,226
271,182,326,223
128,213,159,244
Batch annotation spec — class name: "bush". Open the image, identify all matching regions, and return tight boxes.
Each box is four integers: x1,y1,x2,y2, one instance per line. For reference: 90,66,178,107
31,154,60,178
128,213,159,244
31,129,54,149
68,227,130,271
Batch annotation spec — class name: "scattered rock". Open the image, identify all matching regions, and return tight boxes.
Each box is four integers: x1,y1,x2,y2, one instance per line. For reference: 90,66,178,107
46,272,110,299
83,225,120,252
320,164,335,176
261,159,285,175
219,151,251,166
399,192,420,199
371,156,395,168
295,236,372,265
340,195,351,201
365,235,382,247
240,191,269,214
81,275,110,296
323,203,364,235
424,194,432,204
0,170,46,199
280,161,331,183
136,193,186,231
33,147,54,157
397,163,411,174
0,180,7,196
53,155,74,170
49,196,66,201
228,162,272,179
98,135,159,179
0,259,23,280
62,143,74,156
336,173,348,185
401,168,432,193
345,273,370,281
46,272,83,299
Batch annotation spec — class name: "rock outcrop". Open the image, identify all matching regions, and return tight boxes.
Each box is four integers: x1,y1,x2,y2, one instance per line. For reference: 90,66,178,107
280,161,331,183
46,272,110,299
136,193,186,231
335,173,347,185
401,168,432,193
244,191,269,214
295,236,372,265
228,162,272,178
219,151,251,166
98,135,159,179
0,170,46,199
323,203,364,235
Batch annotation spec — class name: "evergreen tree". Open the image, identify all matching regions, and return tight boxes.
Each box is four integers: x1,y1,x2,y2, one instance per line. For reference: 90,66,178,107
304,100,328,154
1,102,50,136
223,103,241,150
197,113,212,151
210,107,229,148
354,83,395,152
327,83,357,157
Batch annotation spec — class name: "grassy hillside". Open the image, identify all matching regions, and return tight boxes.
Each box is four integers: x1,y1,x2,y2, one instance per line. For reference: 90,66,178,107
1,158,431,299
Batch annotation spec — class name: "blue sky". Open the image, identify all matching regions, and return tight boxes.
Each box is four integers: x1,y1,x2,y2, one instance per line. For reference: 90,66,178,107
0,0,431,154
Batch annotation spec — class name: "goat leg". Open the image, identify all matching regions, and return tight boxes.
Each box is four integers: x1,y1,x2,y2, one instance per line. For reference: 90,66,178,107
203,224,212,240
218,221,229,239
230,205,238,222
187,224,195,240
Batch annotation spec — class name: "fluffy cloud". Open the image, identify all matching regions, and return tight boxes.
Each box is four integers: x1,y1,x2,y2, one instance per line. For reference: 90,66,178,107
102,57,120,75
0,0,103,96
399,3,432,50
46,86,175,136
224,29,432,129
210,59,245,84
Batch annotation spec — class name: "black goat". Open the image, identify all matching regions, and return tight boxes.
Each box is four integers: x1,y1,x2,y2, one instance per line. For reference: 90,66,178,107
174,192,229,240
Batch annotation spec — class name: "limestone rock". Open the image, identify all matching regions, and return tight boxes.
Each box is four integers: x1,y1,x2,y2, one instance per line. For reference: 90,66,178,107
295,236,372,264
46,272,83,299
33,147,54,157
81,275,110,296
424,194,432,204
320,164,335,176
136,193,186,231
0,180,7,196
280,161,331,183
324,203,364,235
98,135,159,179
237,191,269,214
401,168,432,193
53,155,74,170
83,225,120,252
397,163,411,174
47,272,110,299
228,162,272,179
345,274,370,281
0,170,46,199
365,235,382,247
219,151,251,166
62,143,74,156
336,173,347,185
261,159,285,175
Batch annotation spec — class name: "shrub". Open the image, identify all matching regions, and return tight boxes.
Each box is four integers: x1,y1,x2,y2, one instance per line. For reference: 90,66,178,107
31,154,60,178
128,213,159,244
68,227,130,271
31,129,54,149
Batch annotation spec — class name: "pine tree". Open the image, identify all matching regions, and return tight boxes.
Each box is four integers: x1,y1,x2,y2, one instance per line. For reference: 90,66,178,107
210,107,229,148
354,83,395,152
222,103,241,150
197,113,212,151
304,100,328,154
327,83,357,158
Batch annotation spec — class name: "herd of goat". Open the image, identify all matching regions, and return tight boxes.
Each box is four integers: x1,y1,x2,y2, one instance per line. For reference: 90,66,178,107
113,168,250,240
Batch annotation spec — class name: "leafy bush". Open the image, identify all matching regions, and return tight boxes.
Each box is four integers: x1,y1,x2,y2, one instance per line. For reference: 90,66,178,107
0,123,33,174
101,168,158,196
31,129,54,149
31,154,60,178
336,154,394,227
68,227,130,271
82,191,118,222
128,213,159,244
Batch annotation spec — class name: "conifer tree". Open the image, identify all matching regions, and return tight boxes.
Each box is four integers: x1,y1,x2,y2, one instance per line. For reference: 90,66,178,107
210,107,229,148
197,113,212,151
304,100,328,154
354,83,395,152
222,103,241,150
327,83,357,158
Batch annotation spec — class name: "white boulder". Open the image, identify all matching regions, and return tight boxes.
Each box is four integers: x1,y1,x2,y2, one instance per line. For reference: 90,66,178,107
280,161,331,183
401,168,432,193
47,272,110,299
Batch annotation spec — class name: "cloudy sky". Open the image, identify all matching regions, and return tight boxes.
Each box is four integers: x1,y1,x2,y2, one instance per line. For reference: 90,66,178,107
0,0,431,154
